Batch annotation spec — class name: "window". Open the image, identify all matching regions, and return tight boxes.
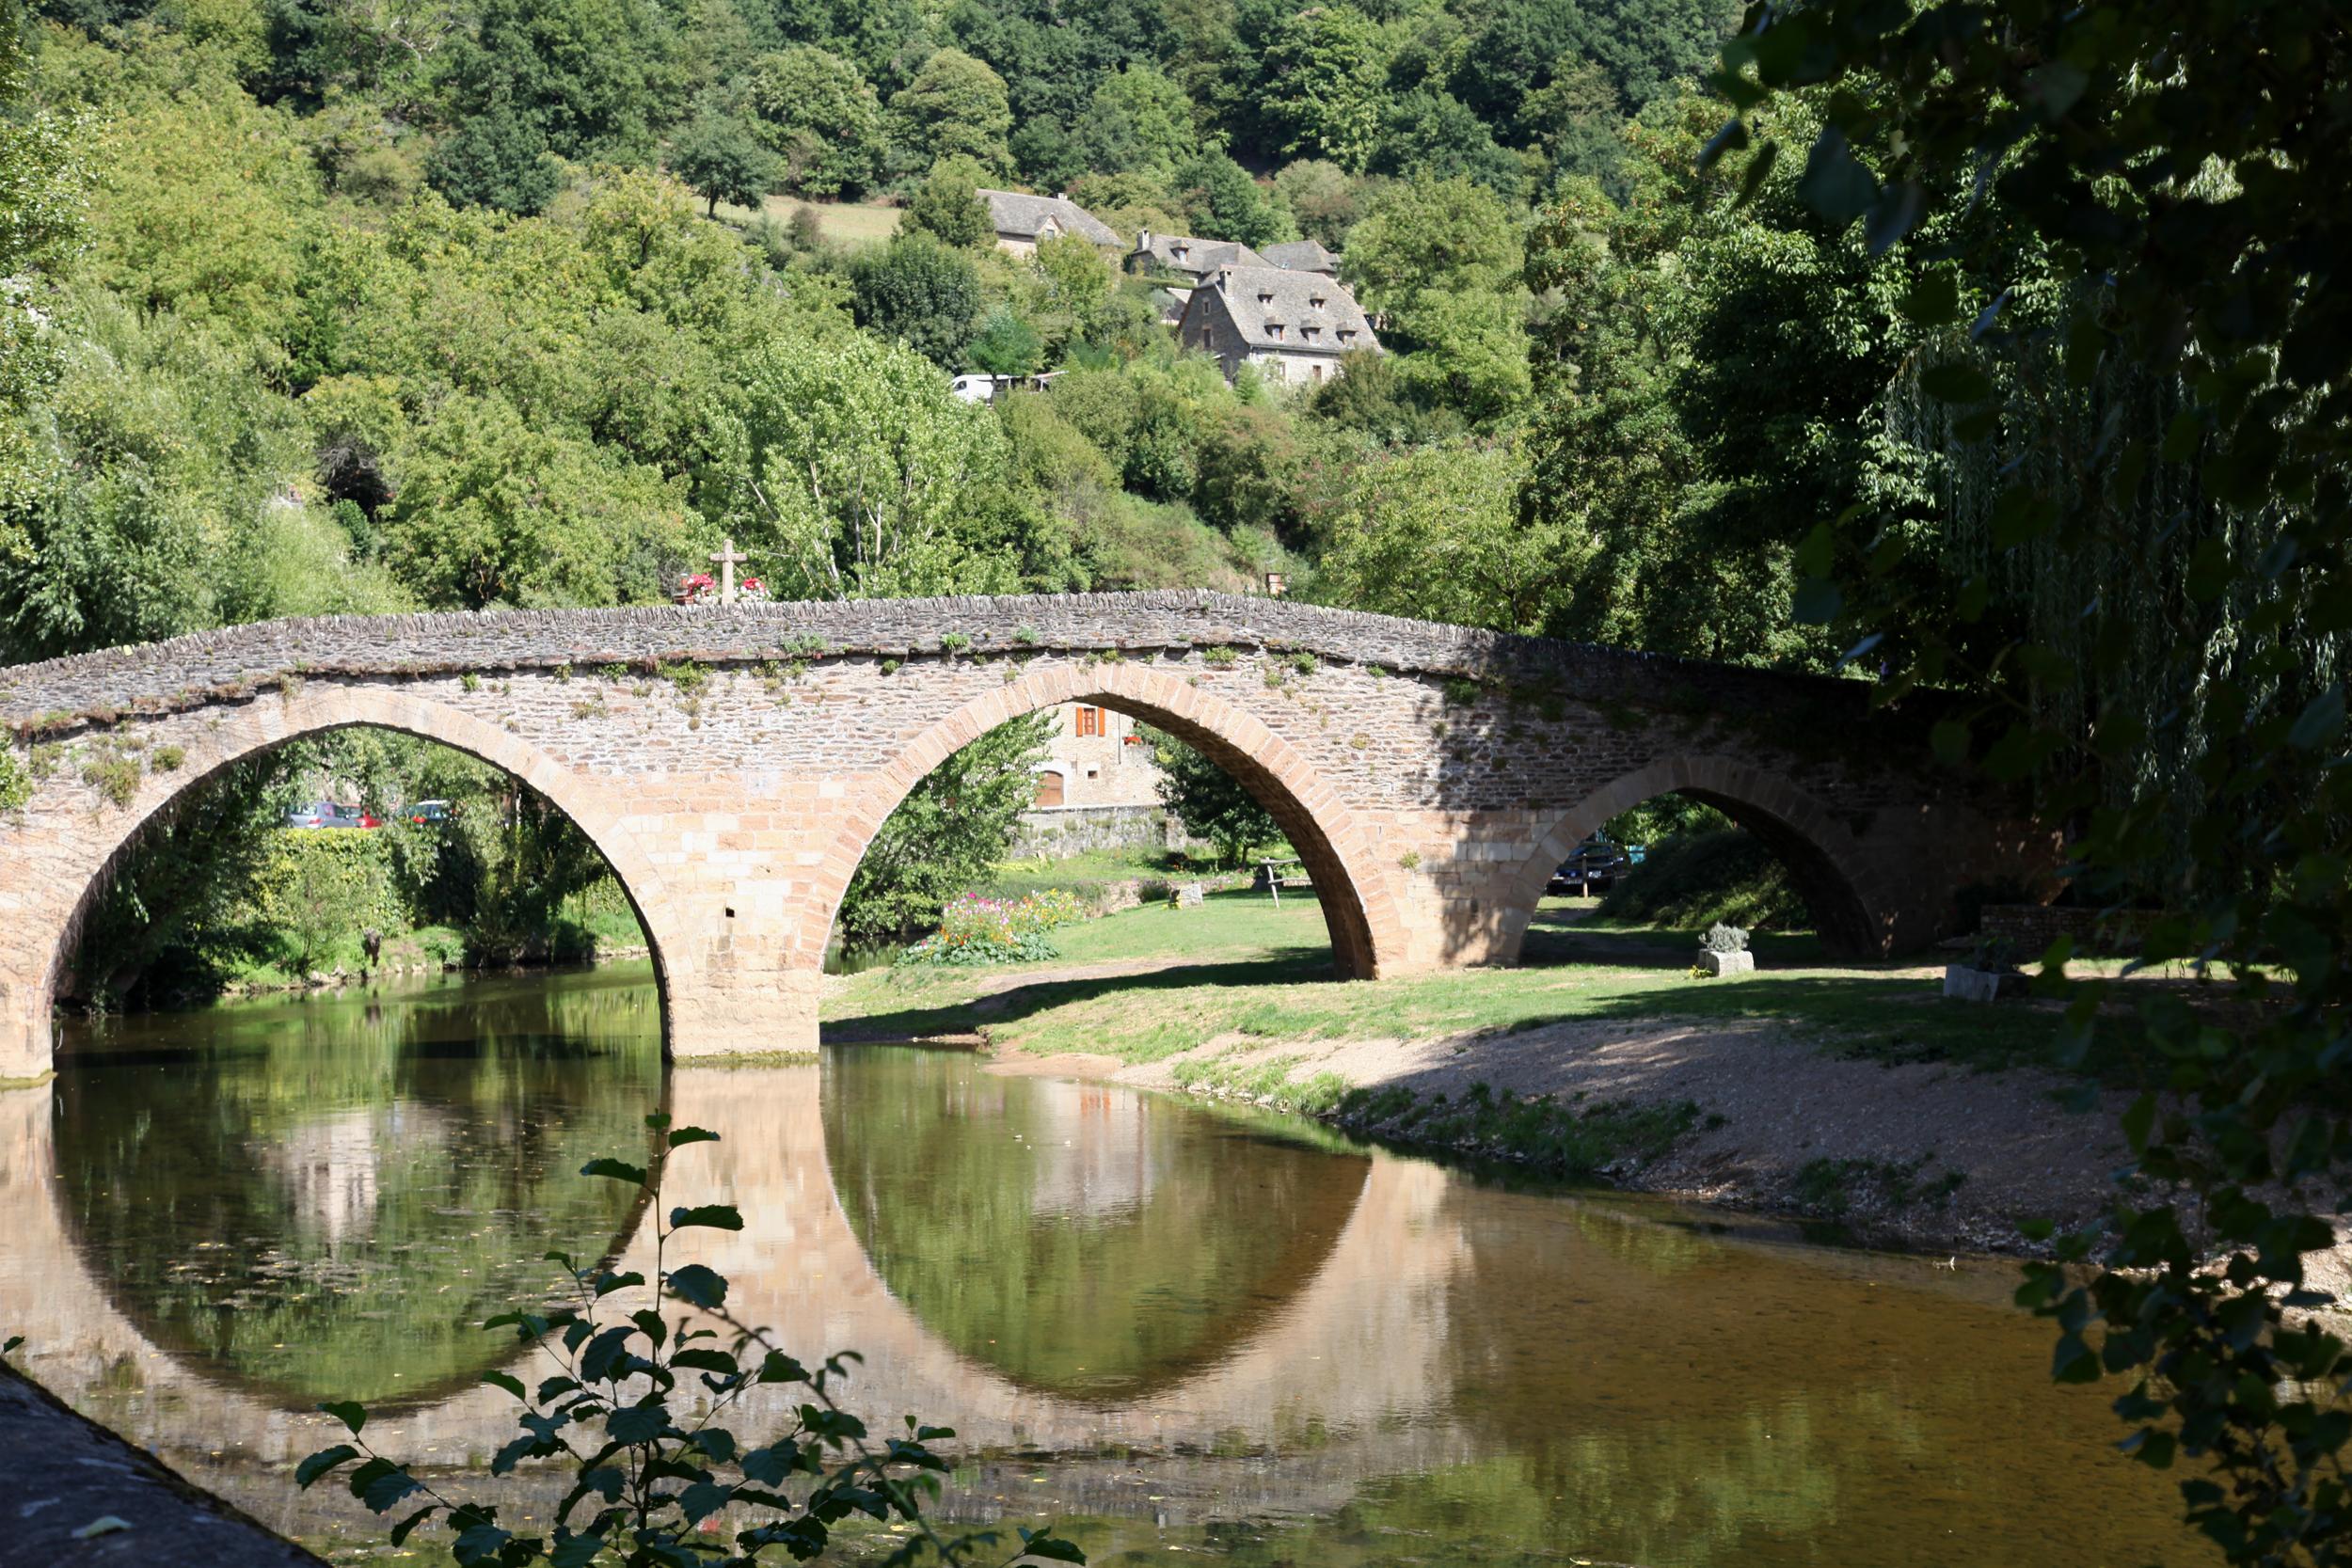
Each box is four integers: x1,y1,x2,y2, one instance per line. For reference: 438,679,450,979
1310,295,1327,309
1266,324,1284,340
1302,326,1320,341
1172,244,1189,261
1339,328,1357,342
1311,363,1325,381
1034,769,1065,807
1073,705,1106,737
1258,293,1274,304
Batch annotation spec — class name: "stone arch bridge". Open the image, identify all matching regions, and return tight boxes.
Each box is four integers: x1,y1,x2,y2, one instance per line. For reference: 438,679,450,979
0,592,2051,1079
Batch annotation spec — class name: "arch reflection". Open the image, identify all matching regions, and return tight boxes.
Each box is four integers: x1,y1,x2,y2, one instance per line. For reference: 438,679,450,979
821,1048,1372,1402
53,967,664,1410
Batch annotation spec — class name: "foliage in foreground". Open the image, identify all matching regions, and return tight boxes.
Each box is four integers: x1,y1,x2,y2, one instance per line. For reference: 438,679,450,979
296,1113,1084,1567
1715,4,2352,1561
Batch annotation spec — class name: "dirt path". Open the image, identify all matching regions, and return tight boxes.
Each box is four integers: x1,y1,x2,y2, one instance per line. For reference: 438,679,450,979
986,1016,2142,1255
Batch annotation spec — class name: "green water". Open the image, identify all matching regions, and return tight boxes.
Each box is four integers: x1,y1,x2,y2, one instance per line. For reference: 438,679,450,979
3,968,2209,1567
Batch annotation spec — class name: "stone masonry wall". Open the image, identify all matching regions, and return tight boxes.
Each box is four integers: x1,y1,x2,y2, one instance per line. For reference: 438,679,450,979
0,592,2053,1078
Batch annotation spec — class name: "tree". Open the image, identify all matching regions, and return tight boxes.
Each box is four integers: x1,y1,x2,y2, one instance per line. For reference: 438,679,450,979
1713,6,2352,1560
1146,726,1279,867
667,104,774,216
1070,64,1196,177
1371,89,1523,199
425,99,561,215
382,392,694,609
1259,4,1393,170
1317,440,1580,632
836,713,1057,947
712,328,1016,598
1344,176,1529,419
967,305,1042,375
1171,150,1290,249
887,47,1012,177
741,45,882,198
902,155,993,249
849,232,982,367
1272,159,1362,250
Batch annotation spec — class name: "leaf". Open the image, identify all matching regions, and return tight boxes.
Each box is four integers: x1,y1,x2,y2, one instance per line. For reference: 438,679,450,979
319,1401,367,1435
453,1520,515,1565
672,1347,739,1375
579,1157,648,1186
607,1402,671,1445
756,1351,809,1385
1733,139,1780,209
667,1203,743,1232
1018,1527,1088,1562
666,1263,729,1309
1919,363,1994,404
389,1506,438,1546
481,1370,526,1401
1899,271,1960,328
549,1532,606,1568
580,1324,638,1383
1790,578,1842,625
1929,720,1971,768
593,1270,645,1299
350,1457,425,1513
2027,59,2089,119
72,1517,133,1540
1862,180,1923,255
667,1125,721,1148
295,1445,358,1489
2121,1092,2157,1155
3,1336,21,1354
678,1480,735,1524
1795,124,1876,224
2287,687,2344,750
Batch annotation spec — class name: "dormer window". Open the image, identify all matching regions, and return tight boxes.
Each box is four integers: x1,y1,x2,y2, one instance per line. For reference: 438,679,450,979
1302,326,1319,341
1310,294,1327,309
1258,292,1275,304
1172,244,1189,261
1339,328,1357,341
1266,324,1284,340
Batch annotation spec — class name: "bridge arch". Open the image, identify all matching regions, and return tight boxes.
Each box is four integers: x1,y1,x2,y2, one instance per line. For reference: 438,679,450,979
1500,754,1896,958
11,684,694,1078
795,660,1408,977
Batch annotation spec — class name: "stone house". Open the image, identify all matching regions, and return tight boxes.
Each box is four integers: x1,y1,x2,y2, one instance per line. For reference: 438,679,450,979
1030,702,1162,809
978,189,1125,259
1128,231,1271,285
1173,264,1380,388
1014,702,1181,859
1260,238,1340,276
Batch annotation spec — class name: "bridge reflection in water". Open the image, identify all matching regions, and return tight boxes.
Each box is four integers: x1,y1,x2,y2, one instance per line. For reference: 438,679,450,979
0,970,2202,1567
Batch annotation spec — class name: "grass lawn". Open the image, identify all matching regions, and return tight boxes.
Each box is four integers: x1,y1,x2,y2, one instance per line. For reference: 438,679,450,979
824,891,2155,1084
713,196,901,247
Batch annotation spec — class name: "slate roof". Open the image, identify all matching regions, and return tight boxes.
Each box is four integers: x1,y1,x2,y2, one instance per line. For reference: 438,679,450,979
1261,238,1339,274
1184,265,1379,356
1130,233,1270,278
978,189,1123,247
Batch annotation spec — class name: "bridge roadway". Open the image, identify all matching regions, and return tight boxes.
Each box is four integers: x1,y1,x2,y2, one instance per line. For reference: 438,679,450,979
0,592,2053,1078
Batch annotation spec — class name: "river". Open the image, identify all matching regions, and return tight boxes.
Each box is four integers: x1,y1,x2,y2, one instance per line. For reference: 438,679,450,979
0,965,2204,1566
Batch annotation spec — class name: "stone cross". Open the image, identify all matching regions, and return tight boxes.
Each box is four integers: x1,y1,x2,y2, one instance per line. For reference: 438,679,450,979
709,538,749,605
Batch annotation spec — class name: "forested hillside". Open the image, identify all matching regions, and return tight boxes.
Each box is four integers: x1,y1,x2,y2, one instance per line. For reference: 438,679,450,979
0,0,1761,668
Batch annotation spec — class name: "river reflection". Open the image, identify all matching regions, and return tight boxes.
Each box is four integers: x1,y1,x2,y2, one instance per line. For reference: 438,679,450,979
1,969,2207,1566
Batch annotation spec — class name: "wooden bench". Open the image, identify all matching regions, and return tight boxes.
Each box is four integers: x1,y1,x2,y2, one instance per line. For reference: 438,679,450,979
1258,856,1311,904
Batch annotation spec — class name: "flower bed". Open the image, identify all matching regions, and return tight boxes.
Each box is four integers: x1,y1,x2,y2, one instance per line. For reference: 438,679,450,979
895,889,1091,967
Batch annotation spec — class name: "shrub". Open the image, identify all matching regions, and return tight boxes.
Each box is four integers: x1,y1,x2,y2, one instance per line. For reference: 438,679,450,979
0,748,28,812
1597,827,1808,931
896,890,1089,967
1698,922,1749,955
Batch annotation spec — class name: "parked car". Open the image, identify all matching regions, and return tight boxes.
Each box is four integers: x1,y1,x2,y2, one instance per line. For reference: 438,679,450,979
1547,835,1633,896
284,800,365,830
404,800,452,824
